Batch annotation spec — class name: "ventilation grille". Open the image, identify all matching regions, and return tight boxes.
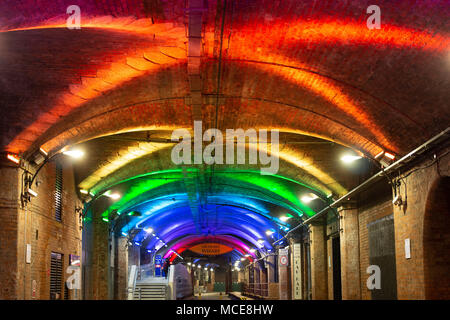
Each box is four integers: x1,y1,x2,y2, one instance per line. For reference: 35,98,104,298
55,163,63,221
50,252,63,300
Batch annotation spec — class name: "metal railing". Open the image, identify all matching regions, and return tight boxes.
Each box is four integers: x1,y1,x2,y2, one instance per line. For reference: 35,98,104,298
127,265,138,300
138,263,155,280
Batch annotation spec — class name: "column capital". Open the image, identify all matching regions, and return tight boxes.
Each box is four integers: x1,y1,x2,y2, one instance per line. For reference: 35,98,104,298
337,201,358,213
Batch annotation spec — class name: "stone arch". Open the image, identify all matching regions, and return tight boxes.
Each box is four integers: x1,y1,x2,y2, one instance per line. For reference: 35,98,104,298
423,176,450,299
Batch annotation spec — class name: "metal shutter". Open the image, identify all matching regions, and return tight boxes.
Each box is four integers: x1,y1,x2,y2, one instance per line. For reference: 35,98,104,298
368,214,397,300
55,163,63,221
50,252,63,300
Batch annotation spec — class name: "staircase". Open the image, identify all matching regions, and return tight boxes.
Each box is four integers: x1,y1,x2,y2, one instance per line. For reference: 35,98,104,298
133,283,168,300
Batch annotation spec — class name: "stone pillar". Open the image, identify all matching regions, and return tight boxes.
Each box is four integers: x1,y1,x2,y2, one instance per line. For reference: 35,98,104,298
210,269,215,291
91,215,110,299
339,203,361,300
83,198,111,300
114,236,128,300
278,251,291,300
310,222,328,300
260,264,267,297
327,238,334,299
254,263,261,296
267,254,279,299
0,166,20,299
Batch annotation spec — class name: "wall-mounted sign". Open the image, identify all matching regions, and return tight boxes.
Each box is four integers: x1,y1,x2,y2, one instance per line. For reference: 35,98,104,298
26,244,31,264
293,243,302,299
279,248,289,266
189,243,233,256
69,254,80,266
155,255,162,277
31,280,37,299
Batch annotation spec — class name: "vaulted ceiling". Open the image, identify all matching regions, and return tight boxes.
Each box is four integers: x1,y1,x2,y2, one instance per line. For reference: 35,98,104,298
1,0,449,262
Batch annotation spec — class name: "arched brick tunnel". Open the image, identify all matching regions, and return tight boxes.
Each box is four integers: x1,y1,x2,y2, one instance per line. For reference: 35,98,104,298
0,0,449,301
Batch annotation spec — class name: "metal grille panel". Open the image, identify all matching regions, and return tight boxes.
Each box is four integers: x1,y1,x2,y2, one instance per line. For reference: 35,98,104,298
50,252,63,300
55,163,63,221
368,214,397,300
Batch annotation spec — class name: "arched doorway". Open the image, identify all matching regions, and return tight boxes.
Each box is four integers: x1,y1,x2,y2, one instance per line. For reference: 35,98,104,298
423,177,450,299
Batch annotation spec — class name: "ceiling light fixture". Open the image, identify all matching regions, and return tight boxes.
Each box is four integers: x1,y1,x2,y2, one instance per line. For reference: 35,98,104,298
62,149,84,159
7,154,20,164
301,193,318,203
341,154,362,163
144,227,153,234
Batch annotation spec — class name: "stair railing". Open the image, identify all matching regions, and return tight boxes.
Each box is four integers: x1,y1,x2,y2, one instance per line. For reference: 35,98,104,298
127,265,138,300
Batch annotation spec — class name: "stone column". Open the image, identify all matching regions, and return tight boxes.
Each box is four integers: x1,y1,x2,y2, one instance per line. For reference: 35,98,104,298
310,222,328,299
260,265,268,297
254,263,261,296
339,202,361,300
278,250,291,300
267,254,279,299
0,166,20,299
114,236,128,300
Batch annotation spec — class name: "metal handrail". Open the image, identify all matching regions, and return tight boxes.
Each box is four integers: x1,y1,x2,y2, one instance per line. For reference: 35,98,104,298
127,265,138,300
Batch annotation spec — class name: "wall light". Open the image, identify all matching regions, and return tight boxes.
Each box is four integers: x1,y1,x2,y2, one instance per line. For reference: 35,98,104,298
279,215,290,222
27,188,38,197
301,193,318,203
341,154,362,163
384,152,395,160
144,227,153,234
257,239,265,244
265,230,274,236
7,154,20,164
108,193,121,200
62,149,84,159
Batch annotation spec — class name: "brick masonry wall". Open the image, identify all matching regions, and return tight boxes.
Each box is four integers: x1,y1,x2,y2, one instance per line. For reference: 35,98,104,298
339,204,361,300
357,180,393,300
1,159,82,300
0,166,21,299
393,148,450,300
310,223,328,299
114,236,128,300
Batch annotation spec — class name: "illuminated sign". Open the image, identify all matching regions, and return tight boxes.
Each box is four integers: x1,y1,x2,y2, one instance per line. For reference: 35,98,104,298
189,243,233,256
